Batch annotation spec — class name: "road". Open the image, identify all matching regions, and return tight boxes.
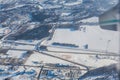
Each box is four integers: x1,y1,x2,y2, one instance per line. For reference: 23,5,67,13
46,45,120,56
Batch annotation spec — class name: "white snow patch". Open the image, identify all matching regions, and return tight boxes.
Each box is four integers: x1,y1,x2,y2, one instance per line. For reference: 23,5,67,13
48,17,119,53
25,52,72,66
6,50,27,58
64,0,82,6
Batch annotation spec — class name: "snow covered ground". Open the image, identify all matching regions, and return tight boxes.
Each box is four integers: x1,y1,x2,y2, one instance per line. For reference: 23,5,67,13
45,17,119,69
25,52,72,66
0,0,119,80
64,0,82,6
79,64,120,80
6,50,27,58
48,17,119,54
43,51,118,69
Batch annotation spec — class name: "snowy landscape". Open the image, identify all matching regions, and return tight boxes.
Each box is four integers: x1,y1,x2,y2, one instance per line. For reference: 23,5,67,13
0,0,120,80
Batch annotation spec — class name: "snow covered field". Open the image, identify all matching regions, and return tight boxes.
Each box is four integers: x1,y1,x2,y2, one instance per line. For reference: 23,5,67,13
6,50,28,58
48,17,119,54
46,51,118,68
25,52,72,66
45,17,119,70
